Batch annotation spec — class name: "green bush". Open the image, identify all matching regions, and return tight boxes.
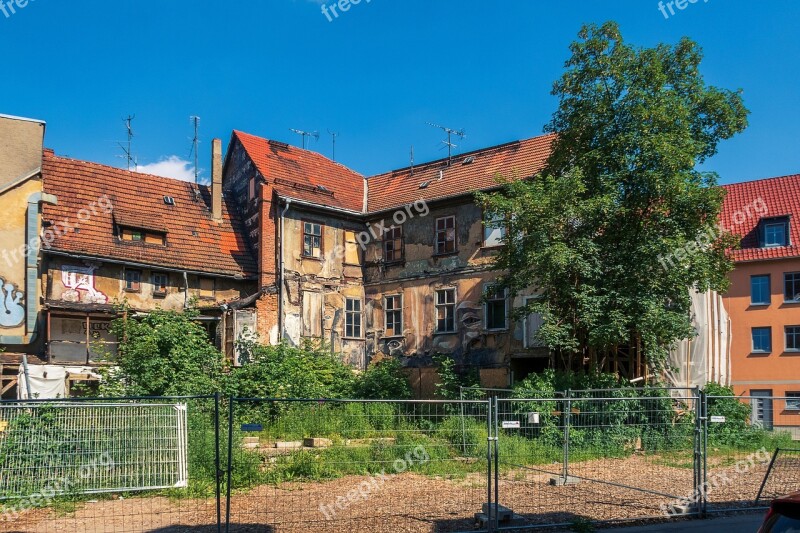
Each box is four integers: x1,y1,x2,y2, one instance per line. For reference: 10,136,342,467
353,357,413,400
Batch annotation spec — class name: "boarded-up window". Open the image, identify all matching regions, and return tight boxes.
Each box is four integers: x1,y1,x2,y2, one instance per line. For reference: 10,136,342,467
524,297,545,348
344,231,361,265
121,227,166,245
49,317,118,364
302,291,324,338
199,277,215,299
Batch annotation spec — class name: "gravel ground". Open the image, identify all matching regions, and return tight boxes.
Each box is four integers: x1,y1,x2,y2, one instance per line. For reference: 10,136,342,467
5,454,781,533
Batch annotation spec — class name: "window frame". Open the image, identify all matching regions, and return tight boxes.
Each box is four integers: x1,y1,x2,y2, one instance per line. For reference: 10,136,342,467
484,285,509,332
302,221,323,258
152,272,168,296
483,210,507,248
751,326,772,354
123,269,141,292
384,226,404,263
435,216,457,255
759,217,790,248
434,288,457,334
384,294,403,338
785,272,800,303
786,392,800,411
345,298,363,339
750,275,771,306
786,325,800,353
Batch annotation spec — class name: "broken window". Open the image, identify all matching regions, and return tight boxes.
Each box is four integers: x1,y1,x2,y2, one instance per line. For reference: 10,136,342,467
344,230,361,265
485,285,508,331
483,211,507,247
345,298,362,338
385,295,403,337
152,272,168,296
384,226,404,262
435,216,456,255
124,269,141,292
435,288,456,333
303,222,322,258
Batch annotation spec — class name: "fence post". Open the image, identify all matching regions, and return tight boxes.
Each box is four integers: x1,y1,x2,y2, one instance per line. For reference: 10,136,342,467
486,396,495,532
694,387,707,518
701,389,708,517
225,397,235,533
562,389,572,484
214,392,222,533
493,395,500,532
460,387,467,455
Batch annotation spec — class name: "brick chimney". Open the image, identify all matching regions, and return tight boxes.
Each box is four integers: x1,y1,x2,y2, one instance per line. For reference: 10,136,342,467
211,138,223,222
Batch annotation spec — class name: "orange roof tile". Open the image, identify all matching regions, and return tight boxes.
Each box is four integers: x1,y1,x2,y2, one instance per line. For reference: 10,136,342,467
366,134,555,212
41,151,257,277
233,130,366,212
721,174,800,263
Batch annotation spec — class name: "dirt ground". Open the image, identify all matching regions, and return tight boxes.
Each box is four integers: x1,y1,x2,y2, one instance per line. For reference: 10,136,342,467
4,455,779,533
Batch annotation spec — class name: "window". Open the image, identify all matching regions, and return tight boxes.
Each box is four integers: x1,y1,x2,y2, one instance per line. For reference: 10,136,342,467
523,296,545,348
120,227,166,245
760,217,790,247
344,231,361,265
248,177,256,201
199,277,215,299
752,327,772,353
435,289,456,333
302,291,323,337
751,275,771,305
786,393,800,411
785,272,800,303
435,216,456,255
786,326,800,352
124,269,141,292
303,222,322,258
152,272,168,295
483,211,507,247
345,298,362,338
384,226,404,262
485,286,508,331
384,295,403,337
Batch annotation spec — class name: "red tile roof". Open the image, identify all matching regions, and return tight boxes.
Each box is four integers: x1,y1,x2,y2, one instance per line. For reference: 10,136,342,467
41,151,257,277
367,134,555,212
721,174,800,263
233,130,366,213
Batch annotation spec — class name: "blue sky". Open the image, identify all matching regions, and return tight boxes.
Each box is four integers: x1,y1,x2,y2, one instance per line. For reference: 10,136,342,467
1,0,798,184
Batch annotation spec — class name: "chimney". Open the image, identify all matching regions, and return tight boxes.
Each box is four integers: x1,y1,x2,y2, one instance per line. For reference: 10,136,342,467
211,138,223,222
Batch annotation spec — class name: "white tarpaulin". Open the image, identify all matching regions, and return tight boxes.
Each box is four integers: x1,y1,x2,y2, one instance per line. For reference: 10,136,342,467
666,289,731,390
17,365,102,399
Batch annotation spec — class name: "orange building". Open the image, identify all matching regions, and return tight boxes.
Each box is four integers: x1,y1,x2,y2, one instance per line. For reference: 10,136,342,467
721,175,800,431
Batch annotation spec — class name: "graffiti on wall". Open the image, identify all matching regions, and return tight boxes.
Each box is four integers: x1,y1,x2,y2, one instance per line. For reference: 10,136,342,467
0,277,25,328
61,265,108,304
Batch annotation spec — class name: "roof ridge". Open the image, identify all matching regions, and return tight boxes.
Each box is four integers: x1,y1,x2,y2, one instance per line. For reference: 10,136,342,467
722,173,800,187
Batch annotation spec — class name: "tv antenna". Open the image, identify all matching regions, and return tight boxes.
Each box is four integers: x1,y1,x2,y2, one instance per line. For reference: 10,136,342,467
117,115,137,171
427,122,466,165
327,130,339,161
189,116,201,183
410,145,415,175
290,129,319,150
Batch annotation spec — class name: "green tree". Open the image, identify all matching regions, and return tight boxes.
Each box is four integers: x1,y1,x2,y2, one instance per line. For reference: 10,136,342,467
99,307,225,396
480,22,747,371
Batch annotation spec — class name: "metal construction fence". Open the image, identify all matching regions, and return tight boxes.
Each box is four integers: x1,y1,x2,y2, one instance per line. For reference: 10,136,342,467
0,390,798,532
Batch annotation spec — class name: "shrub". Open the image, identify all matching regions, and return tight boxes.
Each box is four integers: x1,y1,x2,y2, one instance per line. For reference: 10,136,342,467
353,357,413,400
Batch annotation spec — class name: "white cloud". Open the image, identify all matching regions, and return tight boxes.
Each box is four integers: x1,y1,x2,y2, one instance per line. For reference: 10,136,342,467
135,156,198,183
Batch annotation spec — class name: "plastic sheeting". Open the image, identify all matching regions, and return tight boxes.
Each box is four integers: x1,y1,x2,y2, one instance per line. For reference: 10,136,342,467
666,290,731,390
17,365,101,399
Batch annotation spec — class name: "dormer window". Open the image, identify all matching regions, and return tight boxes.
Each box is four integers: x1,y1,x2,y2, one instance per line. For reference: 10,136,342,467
759,217,790,248
119,226,167,246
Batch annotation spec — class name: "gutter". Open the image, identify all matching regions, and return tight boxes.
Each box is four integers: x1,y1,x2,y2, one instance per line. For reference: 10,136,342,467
1,192,58,345
275,194,364,218
278,198,292,342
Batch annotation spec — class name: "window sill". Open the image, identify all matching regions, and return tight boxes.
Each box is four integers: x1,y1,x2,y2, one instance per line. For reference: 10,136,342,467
783,300,800,305
433,251,459,258
153,292,167,299
486,328,510,333
381,335,405,340
433,331,457,336
342,337,365,342
749,303,771,307
302,255,323,262
750,351,772,356
123,288,140,293
382,260,405,267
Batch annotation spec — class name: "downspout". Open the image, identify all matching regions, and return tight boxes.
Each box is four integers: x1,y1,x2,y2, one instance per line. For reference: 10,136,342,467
183,272,190,308
21,192,57,344
278,199,291,343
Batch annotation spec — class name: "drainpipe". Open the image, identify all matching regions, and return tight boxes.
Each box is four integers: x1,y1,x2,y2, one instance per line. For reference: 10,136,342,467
183,271,190,308
20,192,57,344
278,199,291,343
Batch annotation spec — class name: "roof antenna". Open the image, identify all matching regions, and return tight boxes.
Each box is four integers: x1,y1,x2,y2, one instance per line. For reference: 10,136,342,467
427,122,466,166
189,116,201,183
327,129,339,161
117,115,137,171
410,145,415,176
290,129,319,150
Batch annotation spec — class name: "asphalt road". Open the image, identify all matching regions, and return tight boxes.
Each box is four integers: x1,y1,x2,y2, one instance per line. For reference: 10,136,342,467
601,513,765,532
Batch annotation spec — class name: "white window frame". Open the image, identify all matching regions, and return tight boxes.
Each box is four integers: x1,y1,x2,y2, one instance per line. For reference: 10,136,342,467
435,288,457,334
384,294,403,338
345,298,363,339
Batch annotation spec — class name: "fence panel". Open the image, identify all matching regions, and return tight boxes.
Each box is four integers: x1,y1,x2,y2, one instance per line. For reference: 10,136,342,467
494,389,701,529
225,398,490,533
0,396,221,533
704,395,800,513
